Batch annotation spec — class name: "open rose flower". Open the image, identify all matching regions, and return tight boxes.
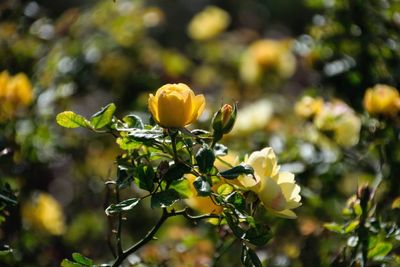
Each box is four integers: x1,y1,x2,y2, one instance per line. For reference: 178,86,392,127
237,147,301,219
148,83,205,128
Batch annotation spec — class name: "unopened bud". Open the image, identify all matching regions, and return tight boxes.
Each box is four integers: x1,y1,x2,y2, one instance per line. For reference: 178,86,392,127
212,103,237,136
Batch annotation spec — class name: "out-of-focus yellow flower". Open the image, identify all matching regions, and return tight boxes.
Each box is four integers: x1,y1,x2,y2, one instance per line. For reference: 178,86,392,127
363,84,400,116
0,71,33,122
185,153,238,215
294,96,324,119
22,192,66,235
240,39,296,84
314,100,361,147
185,174,223,215
187,6,230,41
238,147,301,219
230,99,273,135
148,83,205,128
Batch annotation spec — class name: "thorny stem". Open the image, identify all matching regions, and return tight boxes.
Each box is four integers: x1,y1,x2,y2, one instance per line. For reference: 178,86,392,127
111,209,220,266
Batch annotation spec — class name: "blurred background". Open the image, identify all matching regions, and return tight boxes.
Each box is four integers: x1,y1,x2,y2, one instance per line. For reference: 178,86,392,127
1,0,400,266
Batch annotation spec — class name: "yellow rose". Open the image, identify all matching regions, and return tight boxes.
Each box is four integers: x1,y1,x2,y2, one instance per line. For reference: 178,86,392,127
238,147,301,219
185,153,238,215
148,83,205,128
7,73,33,106
21,192,66,235
363,84,400,116
0,71,33,122
294,96,324,119
240,39,296,84
187,6,230,41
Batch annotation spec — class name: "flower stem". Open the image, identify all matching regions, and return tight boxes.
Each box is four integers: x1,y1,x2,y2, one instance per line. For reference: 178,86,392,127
111,209,219,266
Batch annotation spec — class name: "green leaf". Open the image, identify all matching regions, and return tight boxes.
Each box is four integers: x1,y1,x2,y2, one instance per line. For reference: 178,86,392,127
72,253,93,266
368,242,392,259
220,164,254,180
244,224,272,246
151,189,180,208
214,143,228,156
241,245,263,267
61,259,83,267
116,164,133,189
164,162,191,183
90,103,116,129
193,176,211,196
217,184,233,196
123,114,144,129
225,212,244,238
0,245,12,256
195,145,215,174
343,220,359,233
128,129,163,141
170,179,192,198
134,165,155,192
105,198,140,216
116,137,142,150
323,222,343,233
56,111,89,129
225,192,246,212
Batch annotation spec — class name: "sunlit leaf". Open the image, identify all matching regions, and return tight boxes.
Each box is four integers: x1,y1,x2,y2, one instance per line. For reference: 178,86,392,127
72,253,93,266
90,103,116,129
105,198,140,216
56,111,89,128
368,242,392,259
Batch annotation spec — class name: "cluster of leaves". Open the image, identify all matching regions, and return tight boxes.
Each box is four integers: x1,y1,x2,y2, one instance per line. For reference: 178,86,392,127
324,186,400,266
57,103,272,266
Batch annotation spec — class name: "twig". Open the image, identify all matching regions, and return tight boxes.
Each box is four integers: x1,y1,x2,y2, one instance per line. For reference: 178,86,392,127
111,208,220,266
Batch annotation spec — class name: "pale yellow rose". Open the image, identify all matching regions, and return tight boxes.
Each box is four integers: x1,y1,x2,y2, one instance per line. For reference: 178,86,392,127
22,192,66,235
363,84,400,116
238,147,301,219
187,6,230,41
294,96,324,119
230,99,273,136
314,100,361,147
148,83,205,128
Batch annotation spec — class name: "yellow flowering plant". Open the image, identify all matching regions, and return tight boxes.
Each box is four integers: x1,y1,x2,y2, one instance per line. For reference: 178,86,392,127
56,83,301,266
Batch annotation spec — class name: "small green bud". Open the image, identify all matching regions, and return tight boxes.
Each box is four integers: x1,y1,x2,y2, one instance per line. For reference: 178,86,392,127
212,103,237,137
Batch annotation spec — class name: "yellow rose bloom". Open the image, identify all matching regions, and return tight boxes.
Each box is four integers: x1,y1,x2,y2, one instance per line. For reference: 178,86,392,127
148,83,205,128
240,39,296,84
363,84,400,116
7,73,33,106
187,6,230,41
0,71,33,122
238,147,301,219
294,96,324,119
21,192,66,235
